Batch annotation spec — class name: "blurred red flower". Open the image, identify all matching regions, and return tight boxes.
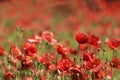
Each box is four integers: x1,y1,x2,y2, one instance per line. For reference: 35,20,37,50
38,54,51,69
112,56,120,69
0,46,6,56
49,64,57,72
25,45,38,57
74,32,88,44
20,56,33,70
56,43,66,56
27,35,42,44
57,59,74,71
4,71,15,80
42,31,57,45
88,34,101,46
10,44,21,57
106,38,119,50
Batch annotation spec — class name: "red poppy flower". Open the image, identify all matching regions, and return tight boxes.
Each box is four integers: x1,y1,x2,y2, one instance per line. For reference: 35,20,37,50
40,75,47,80
27,35,42,44
38,54,51,69
38,54,50,64
83,51,95,61
0,46,6,56
85,58,101,71
4,71,15,80
106,38,119,50
83,51,101,71
10,44,21,57
74,32,88,44
88,34,101,46
49,64,57,72
19,56,33,70
16,55,24,61
42,31,54,41
112,56,120,69
25,46,38,57
57,59,74,71
70,65,89,80
94,62,113,80
42,31,57,45
55,43,66,56
47,52,56,60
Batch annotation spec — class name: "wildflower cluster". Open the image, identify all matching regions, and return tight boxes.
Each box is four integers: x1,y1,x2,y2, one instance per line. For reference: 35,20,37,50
0,31,120,80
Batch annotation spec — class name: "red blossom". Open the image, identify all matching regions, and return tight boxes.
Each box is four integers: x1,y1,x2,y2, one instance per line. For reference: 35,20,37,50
93,62,113,80
55,43,67,57
47,52,57,60
74,32,88,44
49,64,57,72
83,51,95,61
10,44,21,57
25,45,38,57
42,31,57,45
88,34,101,46
57,59,74,71
106,38,119,50
55,43,75,58
27,35,42,44
19,56,33,70
112,56,120,69
16,55,24,61
4,71,15,80
0,46,6,56
85,58,101,71
83,51,101,71
40,75,47,80
4,66,15,80
69,65,89,80
38,54,51,69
